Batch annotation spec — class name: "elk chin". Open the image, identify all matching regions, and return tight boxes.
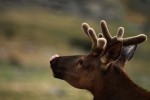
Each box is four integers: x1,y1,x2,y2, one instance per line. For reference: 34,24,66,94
50,65,65,80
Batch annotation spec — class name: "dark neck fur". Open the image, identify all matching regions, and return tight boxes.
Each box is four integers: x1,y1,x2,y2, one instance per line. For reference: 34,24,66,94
92,64,150,100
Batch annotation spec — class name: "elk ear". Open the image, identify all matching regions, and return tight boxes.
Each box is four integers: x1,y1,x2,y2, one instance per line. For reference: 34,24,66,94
101,41,122,64
117,45,137,67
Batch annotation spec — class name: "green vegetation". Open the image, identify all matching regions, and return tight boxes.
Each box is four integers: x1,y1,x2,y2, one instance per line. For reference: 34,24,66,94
0,8,150,100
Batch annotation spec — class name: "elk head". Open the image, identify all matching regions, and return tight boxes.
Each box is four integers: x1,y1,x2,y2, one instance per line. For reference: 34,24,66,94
50,20,147,92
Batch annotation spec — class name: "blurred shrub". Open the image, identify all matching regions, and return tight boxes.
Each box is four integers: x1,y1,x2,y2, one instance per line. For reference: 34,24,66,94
8,54,21,67
69,37,91,52
0,20,16,39
0,48,21,67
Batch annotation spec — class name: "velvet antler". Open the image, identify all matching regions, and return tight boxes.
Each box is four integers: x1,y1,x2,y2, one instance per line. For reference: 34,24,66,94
82,23,107,55
100,20,147,47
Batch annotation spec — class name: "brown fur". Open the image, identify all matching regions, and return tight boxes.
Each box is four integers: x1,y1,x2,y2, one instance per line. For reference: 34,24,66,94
92,64,150,100
50,54,150,100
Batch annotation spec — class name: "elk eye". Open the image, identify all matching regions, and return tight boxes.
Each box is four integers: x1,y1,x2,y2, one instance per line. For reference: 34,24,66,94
77,59,83,65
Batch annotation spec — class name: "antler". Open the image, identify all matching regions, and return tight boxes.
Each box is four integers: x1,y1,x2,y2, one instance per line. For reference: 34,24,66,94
82,23,107,55
81,20,147,56
100,20,147,47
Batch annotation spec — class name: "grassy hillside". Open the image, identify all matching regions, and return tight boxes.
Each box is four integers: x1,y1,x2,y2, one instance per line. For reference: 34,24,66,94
0,8,150,100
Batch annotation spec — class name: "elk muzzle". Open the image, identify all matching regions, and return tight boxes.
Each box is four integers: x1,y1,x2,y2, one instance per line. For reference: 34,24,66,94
50,54,80,80
50,54,65,79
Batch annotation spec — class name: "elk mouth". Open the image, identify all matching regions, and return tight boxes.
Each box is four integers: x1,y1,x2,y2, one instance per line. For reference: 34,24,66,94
50,54,64,79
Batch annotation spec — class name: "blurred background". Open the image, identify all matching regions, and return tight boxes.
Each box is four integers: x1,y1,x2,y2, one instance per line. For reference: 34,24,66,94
0,0,150,100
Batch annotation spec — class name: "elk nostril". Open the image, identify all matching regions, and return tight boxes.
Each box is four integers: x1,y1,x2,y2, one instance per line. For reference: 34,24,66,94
50,54,59,67
50,59,56,67
50,58,59,67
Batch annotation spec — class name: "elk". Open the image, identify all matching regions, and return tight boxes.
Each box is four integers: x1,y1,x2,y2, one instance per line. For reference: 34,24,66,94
50,20,150,100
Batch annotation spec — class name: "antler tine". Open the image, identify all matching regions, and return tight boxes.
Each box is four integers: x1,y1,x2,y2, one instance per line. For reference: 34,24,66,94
122,34,147,46
82,23,90,37
100,20,112,42
97,38,107,50
88,28,98,48
116,27,124,38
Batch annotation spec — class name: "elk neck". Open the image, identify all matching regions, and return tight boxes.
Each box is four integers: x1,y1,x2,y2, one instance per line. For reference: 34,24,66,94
90,63,150,100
